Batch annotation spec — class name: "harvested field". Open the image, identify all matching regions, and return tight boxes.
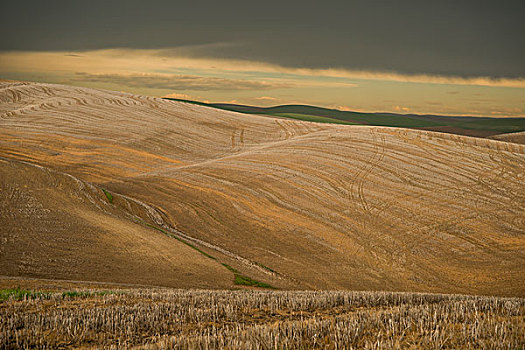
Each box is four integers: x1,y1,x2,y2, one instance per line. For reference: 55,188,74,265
1,287,523,349
414,125,501,138
490,131,525,145
0,158,233,289
1,81,525,295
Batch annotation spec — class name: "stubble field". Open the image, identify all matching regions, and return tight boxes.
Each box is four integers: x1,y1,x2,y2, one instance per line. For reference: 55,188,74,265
1,287,524,349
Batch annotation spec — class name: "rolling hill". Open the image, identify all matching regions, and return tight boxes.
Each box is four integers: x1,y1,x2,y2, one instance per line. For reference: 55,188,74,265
165,99,525,139
1,81,524,296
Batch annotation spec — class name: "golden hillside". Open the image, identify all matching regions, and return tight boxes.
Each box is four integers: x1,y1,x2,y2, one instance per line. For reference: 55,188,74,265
1,81,524,295
490,131,525,145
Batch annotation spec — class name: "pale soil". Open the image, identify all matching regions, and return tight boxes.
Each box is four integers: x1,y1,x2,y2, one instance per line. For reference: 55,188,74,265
490,131,525,145
1,82,524,295
0,159,232,289
414,125,501,138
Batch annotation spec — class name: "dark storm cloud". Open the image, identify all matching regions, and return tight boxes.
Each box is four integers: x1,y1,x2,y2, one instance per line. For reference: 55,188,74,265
1,0,524,78
71,72,290,91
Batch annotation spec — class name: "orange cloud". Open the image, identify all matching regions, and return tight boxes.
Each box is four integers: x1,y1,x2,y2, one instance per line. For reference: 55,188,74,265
1,49,522,88
254,96,278,101
163,93,194,99
393,106,410,112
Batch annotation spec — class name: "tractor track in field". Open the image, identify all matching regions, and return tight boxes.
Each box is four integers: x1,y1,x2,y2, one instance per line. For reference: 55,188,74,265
2,81,524,295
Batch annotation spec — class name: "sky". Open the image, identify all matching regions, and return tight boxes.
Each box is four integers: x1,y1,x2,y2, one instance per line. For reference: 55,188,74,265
1,0,524,117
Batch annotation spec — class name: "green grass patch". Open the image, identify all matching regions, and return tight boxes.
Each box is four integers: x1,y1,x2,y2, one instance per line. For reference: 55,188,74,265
222,263,275,289
0,288,120,301
254,262,277,274
234,275,275,289
0,288,51,301
61,291,116,298
102,189,113,203
221,263,239,273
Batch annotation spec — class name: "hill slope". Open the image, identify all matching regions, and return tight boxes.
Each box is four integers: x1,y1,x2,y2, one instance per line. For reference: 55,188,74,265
0,157,232,288
490,131,525,145
165,99,525,138
1,82,524,295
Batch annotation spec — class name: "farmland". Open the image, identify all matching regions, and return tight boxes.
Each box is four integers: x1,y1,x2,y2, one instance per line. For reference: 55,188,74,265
1,81,524,295
1,81,525,348
1,0,524,348
1,286,523,349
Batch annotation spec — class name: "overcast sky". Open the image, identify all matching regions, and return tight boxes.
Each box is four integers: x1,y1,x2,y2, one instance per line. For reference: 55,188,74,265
1,0,524,116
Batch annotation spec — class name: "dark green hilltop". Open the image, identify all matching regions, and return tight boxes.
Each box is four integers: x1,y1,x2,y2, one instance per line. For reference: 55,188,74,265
164,98,525,138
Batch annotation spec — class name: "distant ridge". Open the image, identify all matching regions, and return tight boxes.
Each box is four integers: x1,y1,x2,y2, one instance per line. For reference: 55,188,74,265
165,98,525,138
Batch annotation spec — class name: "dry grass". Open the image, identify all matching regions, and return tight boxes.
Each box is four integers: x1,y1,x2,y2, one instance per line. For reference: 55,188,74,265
1,289,523,349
